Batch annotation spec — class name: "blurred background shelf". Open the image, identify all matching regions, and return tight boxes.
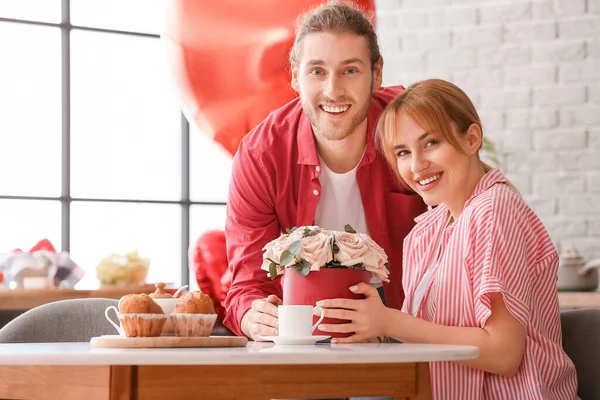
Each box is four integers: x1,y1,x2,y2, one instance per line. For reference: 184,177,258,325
0,284,161,312
558,291,600,309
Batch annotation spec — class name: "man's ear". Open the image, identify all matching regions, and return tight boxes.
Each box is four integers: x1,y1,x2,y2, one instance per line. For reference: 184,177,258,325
464,123,483,155
291,63,299,93
373,57,383,90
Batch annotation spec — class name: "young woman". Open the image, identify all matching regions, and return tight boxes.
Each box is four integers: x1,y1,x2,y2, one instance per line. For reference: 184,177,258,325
317,79,578,399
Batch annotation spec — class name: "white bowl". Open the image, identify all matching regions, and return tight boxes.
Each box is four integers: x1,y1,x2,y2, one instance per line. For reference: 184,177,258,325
152,298,178,335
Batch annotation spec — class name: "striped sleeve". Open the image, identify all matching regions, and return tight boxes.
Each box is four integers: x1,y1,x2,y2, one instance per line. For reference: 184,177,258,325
470,191,534,329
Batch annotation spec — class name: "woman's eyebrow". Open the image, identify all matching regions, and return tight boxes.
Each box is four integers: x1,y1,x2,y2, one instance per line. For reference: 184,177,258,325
393,131,431,150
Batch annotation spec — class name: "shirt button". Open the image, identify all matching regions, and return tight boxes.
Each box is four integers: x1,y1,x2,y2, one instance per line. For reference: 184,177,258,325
315,166,321,172
313,189,319,196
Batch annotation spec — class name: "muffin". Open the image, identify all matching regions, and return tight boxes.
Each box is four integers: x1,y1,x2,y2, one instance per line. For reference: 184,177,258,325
175,291,216,314
171,291,217,337
117,294,167,337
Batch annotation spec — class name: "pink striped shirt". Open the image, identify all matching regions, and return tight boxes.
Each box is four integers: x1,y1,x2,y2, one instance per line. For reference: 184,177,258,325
402,169,578,400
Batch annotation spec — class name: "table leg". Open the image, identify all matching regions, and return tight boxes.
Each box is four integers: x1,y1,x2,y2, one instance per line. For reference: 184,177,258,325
406,362,431,400
110,365,134,400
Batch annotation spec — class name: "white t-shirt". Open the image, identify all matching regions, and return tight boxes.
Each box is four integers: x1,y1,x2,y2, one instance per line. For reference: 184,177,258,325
411,216,450,316
313,154,382,288
411,241,441,316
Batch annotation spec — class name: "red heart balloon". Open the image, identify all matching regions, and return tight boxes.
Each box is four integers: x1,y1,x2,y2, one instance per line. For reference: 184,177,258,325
164,0,376,156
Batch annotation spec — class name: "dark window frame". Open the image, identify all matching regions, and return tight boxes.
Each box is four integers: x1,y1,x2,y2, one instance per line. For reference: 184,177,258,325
0,0,228,286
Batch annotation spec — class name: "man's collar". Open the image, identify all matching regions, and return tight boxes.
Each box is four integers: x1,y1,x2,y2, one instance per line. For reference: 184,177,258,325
297,114,319,165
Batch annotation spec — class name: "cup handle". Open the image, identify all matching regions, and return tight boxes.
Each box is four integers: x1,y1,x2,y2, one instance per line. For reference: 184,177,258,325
104,305,122,335
312,306,325,333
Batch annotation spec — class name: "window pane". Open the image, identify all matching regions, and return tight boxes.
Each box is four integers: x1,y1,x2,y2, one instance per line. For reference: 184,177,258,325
188,204,227,290
0,23,61,197
71,0,166,35
190,124,233,203
0,200,61,254
71,30,181,201
0,0,60,23
70,202,181,288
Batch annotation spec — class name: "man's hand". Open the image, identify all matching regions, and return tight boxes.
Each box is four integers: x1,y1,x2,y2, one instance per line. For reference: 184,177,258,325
241,294,282,341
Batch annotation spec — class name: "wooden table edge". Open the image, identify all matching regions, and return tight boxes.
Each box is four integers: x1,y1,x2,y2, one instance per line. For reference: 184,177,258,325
0,362,432,400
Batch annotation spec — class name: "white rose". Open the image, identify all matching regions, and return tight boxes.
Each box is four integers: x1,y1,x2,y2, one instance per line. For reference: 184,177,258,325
366,264,390,283
358,233,388,269
298,232,333,270
261,234,295,273
359,233,390,282
333,232,372,266
289,226,323,241
333,232,390,282
357,234,390,282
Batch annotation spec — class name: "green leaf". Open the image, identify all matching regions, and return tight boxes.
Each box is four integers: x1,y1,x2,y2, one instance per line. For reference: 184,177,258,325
324,260,344,269
303,227,317,238
288,240,302,256
331,237,340,254
344,224,357,234
268,262,278,280
383,261,390,268
280,250,294,266
482,137,496,153
332,243,340,254
296,259,311,276
481,137,500,168
285,226,298,234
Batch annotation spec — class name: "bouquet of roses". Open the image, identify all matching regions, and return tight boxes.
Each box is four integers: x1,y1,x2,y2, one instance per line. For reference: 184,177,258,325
261,224,390,282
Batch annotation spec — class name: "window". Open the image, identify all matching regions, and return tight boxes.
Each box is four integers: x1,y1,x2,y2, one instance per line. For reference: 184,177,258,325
0,2,231,288
0,22,61,197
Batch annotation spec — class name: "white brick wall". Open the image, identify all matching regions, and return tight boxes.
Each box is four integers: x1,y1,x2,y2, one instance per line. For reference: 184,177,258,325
376,0,600,259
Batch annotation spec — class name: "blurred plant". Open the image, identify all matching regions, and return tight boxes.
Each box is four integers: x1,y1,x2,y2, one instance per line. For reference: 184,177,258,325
481,137,500,167
96,251,149,287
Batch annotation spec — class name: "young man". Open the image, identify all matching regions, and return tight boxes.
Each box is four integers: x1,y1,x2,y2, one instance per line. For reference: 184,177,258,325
223,1,426,341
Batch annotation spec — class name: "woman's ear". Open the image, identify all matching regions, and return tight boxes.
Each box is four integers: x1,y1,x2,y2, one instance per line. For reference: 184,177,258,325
464,123,483,155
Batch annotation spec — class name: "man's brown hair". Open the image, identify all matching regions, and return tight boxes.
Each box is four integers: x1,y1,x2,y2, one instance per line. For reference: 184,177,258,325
289,1,381,70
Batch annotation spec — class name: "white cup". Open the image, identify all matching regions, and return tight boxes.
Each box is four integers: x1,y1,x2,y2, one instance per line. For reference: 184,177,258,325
104,305,124,336
278,305,325,338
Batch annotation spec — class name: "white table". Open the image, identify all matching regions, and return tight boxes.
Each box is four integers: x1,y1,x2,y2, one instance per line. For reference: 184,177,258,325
0,342,478,400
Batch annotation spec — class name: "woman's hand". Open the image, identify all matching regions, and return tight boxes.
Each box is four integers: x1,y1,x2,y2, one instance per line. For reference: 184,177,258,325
317,282,393,343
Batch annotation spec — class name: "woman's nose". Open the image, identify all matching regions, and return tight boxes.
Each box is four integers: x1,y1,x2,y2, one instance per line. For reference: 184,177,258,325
411,153,429,174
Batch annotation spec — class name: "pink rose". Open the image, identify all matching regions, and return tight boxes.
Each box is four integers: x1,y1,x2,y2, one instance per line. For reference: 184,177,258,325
358,234,388,267
298,232,333,270
358,233,390,282
333,232,373,266
261,227,332,275
334,232,390,282
289,226,323,241
261,234,295,274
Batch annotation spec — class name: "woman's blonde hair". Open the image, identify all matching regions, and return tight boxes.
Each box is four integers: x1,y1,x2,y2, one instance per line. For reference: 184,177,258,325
376,79,516,193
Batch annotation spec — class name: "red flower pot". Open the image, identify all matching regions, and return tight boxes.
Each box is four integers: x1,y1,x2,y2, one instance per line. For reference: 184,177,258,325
282,268,371,338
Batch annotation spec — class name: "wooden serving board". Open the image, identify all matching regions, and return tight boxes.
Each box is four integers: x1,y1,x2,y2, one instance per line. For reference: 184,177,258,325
90,335,248,349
